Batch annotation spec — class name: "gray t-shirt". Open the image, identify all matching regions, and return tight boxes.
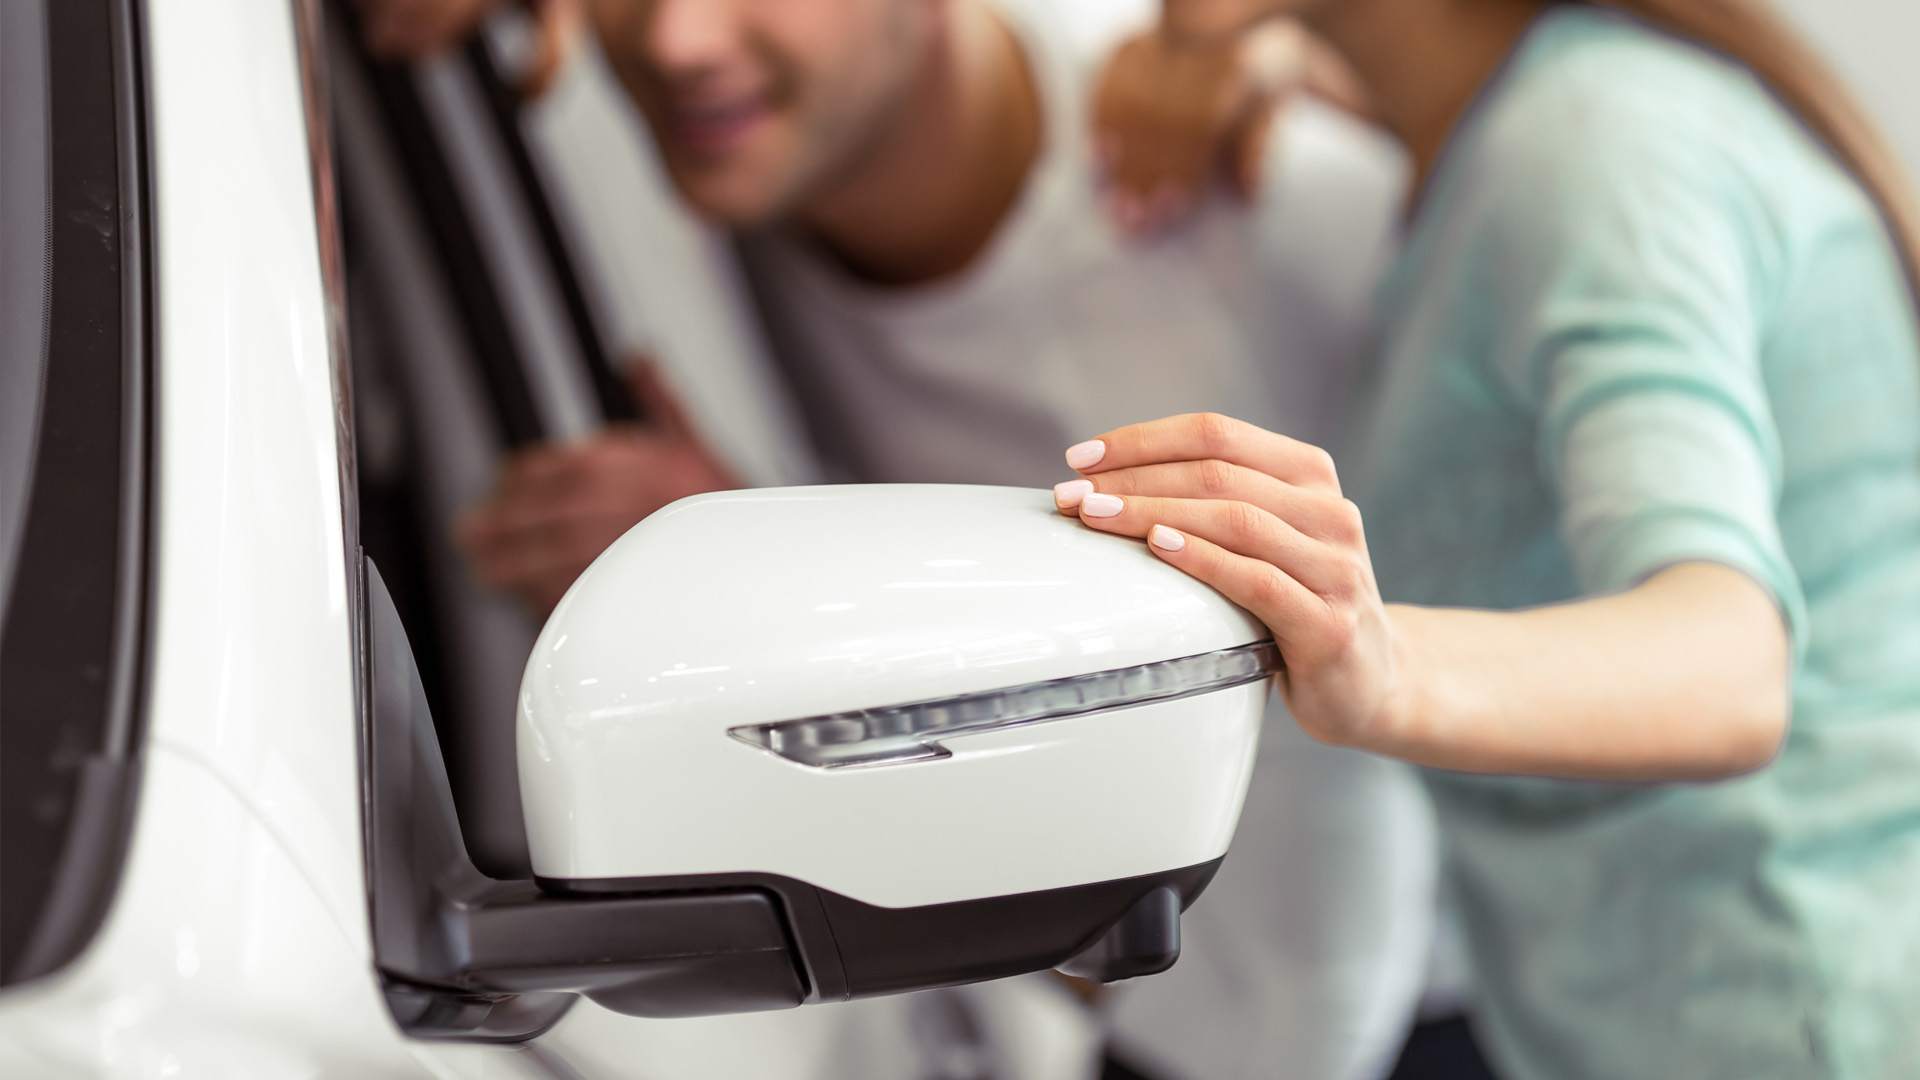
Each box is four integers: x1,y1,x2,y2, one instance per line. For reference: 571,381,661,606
739,0,1404,488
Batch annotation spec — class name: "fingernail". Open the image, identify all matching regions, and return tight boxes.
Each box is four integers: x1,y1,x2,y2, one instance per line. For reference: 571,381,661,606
1065,439,1107,470
1054,478,1094,507
1082,493,1124,518
1149,524,1186,552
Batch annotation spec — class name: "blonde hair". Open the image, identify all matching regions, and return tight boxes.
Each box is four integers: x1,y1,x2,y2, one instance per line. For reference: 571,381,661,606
1593,0,1920,298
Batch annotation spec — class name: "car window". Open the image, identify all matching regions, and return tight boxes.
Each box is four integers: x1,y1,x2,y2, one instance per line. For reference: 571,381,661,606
0,0,50,620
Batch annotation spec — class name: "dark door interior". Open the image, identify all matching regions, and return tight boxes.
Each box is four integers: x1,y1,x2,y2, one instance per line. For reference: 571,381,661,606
326,1,637,879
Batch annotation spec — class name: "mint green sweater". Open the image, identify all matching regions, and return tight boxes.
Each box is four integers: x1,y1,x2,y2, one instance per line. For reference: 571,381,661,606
1347,7,1920,1077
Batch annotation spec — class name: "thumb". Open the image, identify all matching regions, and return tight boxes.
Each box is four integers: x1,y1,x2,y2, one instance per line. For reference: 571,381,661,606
1230,94,1281,201
520,0,583,98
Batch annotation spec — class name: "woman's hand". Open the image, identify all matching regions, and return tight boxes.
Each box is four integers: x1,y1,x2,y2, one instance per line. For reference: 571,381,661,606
1053,413,1412,752
1053,414,1792,781
1092,13,1373,236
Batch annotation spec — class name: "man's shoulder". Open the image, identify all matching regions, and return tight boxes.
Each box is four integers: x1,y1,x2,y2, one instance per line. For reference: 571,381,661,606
988,0,1152,77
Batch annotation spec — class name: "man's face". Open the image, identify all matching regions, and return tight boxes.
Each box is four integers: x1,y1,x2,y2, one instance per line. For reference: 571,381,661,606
591,0,936,226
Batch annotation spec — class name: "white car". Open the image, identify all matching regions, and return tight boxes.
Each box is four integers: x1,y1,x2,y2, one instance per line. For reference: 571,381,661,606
0,0,1272,1074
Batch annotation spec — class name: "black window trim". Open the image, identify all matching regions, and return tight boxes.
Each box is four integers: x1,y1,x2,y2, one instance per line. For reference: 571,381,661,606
0,0,154,986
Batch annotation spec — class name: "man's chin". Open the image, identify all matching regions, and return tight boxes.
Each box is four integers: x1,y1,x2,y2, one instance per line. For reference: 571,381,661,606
660,158,797,230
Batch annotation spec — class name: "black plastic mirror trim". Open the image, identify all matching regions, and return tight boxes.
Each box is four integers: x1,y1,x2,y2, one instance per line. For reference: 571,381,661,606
541,857,1222,1001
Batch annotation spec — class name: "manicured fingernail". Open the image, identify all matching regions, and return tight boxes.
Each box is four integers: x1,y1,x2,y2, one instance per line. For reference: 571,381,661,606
1149,524,1185,552
1065,440,1106,470
1082,493,1124,518
1055,479,1094,507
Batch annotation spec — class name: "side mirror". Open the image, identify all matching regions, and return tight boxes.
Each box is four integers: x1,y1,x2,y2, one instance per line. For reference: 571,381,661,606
519,485,1273,1013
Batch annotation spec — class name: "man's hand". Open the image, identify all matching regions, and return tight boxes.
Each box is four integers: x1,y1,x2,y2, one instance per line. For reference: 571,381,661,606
353,0,582,95
353,0,504,59
455,364,737,615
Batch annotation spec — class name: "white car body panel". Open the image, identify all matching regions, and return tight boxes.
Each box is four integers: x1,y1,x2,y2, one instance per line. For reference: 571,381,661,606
0,751,431,1077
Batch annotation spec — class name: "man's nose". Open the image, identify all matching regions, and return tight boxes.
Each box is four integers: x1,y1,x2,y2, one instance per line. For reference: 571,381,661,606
644,0,741,70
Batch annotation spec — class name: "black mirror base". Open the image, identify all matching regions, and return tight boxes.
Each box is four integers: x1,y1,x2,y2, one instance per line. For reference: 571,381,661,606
1055,884,1182,983
542,858,1221,1007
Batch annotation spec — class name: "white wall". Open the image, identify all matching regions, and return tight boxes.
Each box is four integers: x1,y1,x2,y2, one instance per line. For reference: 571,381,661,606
1767,0,1920,185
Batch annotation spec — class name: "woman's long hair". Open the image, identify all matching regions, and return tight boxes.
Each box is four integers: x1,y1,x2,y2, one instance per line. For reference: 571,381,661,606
1594,0,1920,299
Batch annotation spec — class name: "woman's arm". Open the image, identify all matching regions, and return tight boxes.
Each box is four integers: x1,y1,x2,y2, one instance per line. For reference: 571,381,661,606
1388,563,1788,779
1055,413,1790,781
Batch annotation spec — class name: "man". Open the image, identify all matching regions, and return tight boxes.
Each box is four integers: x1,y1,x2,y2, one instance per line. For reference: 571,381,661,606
358,0,1434,1077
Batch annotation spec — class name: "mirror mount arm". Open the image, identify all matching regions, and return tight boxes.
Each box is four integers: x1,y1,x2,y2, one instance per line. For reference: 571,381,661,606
359,559,809,1042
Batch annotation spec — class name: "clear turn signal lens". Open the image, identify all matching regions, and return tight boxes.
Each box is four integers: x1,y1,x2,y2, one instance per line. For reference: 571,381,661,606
730,641,1282,769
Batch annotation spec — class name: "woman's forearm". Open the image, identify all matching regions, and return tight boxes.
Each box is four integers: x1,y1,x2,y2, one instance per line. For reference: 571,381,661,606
1055,415,1793,784
1375,563,1791,781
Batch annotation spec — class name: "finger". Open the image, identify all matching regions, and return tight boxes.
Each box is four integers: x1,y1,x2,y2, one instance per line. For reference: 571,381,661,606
1072,492,1360,596
1230,96,1279,201
1300,32,1375,120
522,0,584,97
455,490,575,552
1065,413,1340,493
497,442,608,498
466,514,619,590
1144,524,1326,652
1162,0,1292,44
1107,122,1168,219
453,500,507,552
1140,183,1197,235
481,477,648,541
628,359,699,441
525,578,573,619
365,7,446,59
455,478,616,559
1056,461,1364,544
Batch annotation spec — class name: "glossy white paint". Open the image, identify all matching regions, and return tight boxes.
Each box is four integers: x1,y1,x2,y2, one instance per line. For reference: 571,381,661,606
519,485,1269,906
0,752,439,1078
0,2,516,1074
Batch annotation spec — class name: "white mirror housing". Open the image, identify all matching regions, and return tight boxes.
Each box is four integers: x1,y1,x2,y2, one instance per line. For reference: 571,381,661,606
518,485,1273,1007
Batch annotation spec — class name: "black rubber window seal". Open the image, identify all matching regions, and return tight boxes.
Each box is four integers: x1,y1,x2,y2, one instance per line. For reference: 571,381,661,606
0,0,154,988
